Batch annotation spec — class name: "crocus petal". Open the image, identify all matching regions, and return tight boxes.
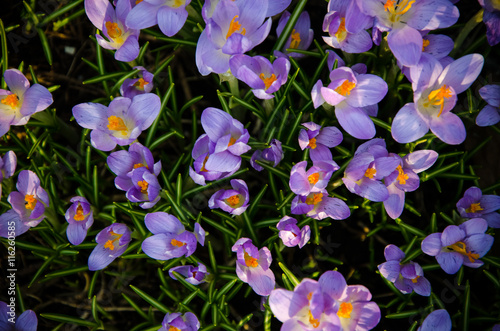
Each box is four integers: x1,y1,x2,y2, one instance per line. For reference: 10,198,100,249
439,54,484,94
142,233,175,260
407,0,459,30
459,218,488,236
476,105,500,126
479,84,500,107
3,69,30,95
124,1,160,29
67,224,88,246
347,74,388,108
72,102,108,130
392,103,429,143
436,251,463,274
319,270,347,300
384,184,405,219
85,0,114,30
88,244,119,270
15,310,38,331
128,93,161,130
90,130,117,151
378,260,401,282
114,35,140,62
269,289,294,322
420,309,452,331
19,84,53,116
387,24,422,67
412,276,431,296
158,6,188,37
335,103,376,139
0,209,30,238
145,212,184,235
428,112,465,145
384,244,406,261
464,233,494,258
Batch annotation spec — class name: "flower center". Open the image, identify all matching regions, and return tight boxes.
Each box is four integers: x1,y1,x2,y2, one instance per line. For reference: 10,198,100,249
335,79,356,96
465,202,483,213
337,302,353,319
133,163,146,169
308,172,320,185
306,193,323,205
74,204,85,221
201,155,209,172
411,275,420,283
308,310,320,328
308,137,317,149
24,194,37,210
384,0,415,23
171,239,186,247
104,230,123,251
137,180,148,194
259,73,277,90
290,29,301,49
170,0,185,8
133,78,149,90
244,252,258,267
226,15,246,39
168,327,180,331
447,241,480,263
135,0,142,4
422,38,430,51
228,137,236,146
396,165,409,185
107,115,128,134
1,94,19,108
365,167,376,179
334,17,347,43
225,194,241,208
425,85,452,117
105,21,122,39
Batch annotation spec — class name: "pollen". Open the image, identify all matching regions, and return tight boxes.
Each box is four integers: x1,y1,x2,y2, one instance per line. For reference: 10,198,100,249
308,137,317,149
259,73,277,90
105,21,122,39
308,310,320,328
104,240,116,250
308,173,320,185
384,0,415,23
137,180,148,194
422,38,430,51
334,79,356,96
306,193,323,205
104,231,123,251
411,275,420,283
1,94,19,108
337,302,353,319
290,29,301,49
396,165,409,185
466,202,483,213
107,115,128,132
133,163,146,169
171,239,186,247
168,326,181,331
228,137,237,147
74,204,85,221
447,241,480,263
201,155,209,172
133,78,149,90
225,194,241,207
24,194,37,210
365,167,376,179
427,84,452,117
334,17,347,43
226,15,246,39
244,252,259,267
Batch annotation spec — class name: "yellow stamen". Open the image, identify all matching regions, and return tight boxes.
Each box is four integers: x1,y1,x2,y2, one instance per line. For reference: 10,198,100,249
259,73,277,90
422,38,430,51
226,15,246,39
168,326,180,331
172,0,184,8
244,252,259,267
365,167,376,179
24,194,37,210
426,85,452,117
384,0,416,23
1,94,19,108
104,230,123,251
308,137,317,149
396,165,409,185
337,302,353,319
225,194,240,207
107,115,128,132
308,310,320,328
306,193,323,205
228,137,236,146
466,202,483,213
135,0,143,4
334,17,347,43
171,239,185,247
411,275,420,284
105,21,122,39
335,79,356,96
384,0,396,11
447,241,480,263
290,29,301,49
133,78,149,90
138,180,148,194
74,204,85,221
133,163,146,169
201,155,210,172
308,173,320,185
307,292,313,300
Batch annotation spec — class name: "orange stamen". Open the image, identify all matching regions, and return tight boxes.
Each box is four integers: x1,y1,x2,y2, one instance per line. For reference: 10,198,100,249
228,137,236,146
337,302,353,319
308,173,320,185
74,204,85,221
107,115,128,132
396,165,409,185
171,239,186,247
104,230,122,251
201,155,209,172
226,15,246,39
466,202,483,213
244,252,258,267
259,73,277,90
290,29,301,49
24,194,37,210
335,79,356,96
133,163,146,169
308,137,317,149
411,275,420,284
138,180,148,194
427,85,452,117
334,17,347,42
105,21,122,39
133,78,149,90
225,194,240,207
448,241,480,263
1,94,19,108
306,193,323,205
365,168,376,179
308,310,320,328
422,38,430,51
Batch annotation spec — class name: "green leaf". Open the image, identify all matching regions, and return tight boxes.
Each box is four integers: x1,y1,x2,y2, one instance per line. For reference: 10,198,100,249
129,285,171,314
278,262,299,287
40,313,99,327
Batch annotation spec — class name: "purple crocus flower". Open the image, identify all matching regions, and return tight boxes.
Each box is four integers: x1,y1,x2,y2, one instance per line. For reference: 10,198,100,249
208,179,249,216
276,216,310,248
383,150,438,219
120,66,154,98
289,160,337,196
202,0,291,20
72,93,161,151
274,11,314,59
312,66,388,140
421,218,494,274
250,139,283,172
231,237,275,296
298,122,343,163
456,186,500,228
417,309,452,331
85,0,140,62
169,263,209,285
88,223,131,271
0,151,17,197
124,167,161,208
0,69,53,137
476,84,500,126
142,212,205,260
322,0,373,54
107,142,162,180
195,0,272,75
229,55,290,99
357,0,459,67
378,244,431,296
65,196,94,246
0,301,37,331
158,312,200,331
391,53,484,145
342,138,400,202
291,189,351,221
125,0,191,37
479,0,500,46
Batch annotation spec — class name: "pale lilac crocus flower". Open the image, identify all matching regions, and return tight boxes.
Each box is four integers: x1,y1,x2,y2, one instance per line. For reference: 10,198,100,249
456,186,500,228
476,84,500,126
0,301,38,331
291,188,351,221
229,55,290,99
391,53,484,145
289,160,337,197
276,216,310,248
125,0,191,37
208,179,249,215
231,237,275,296
125,167,161,208
169,263,209,285
85,0,140,62
479,0,500,46
120,66,154,98
274,11,314,59
72,93,161,151
202,0,291,20
378,244,431,296
65,196,94,245
384,150,438,219
417,309,452,331
421,218,494,274
298,122,343,163
0,69,53,137
88,223,131,271
0,151,17,197
158,312,200,331
250,139,283,172
142,212,205,260
357,0,459,67
312,66,388,140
